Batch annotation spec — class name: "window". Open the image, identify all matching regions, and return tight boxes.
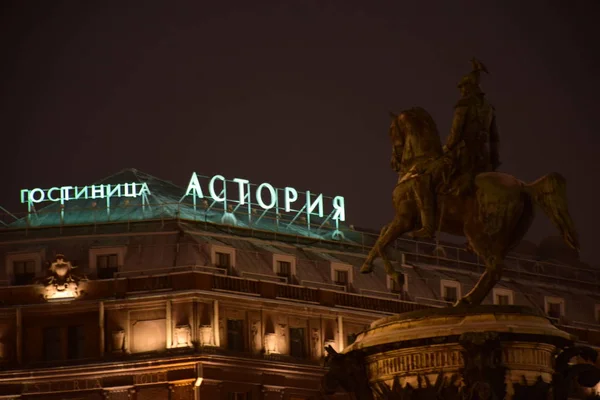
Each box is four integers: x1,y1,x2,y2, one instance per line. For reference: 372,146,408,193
444,287,457,303
216,252,231,268
387,273,407,294
67,325,85,359
43,327,63,361
89,247,126,278
6,252,42,286
96,254,119,279
544,296,565,319
13,260,36,285
334,270,348,286
272,254,296,283
330,263,353,290
493,288,514,305
547,303,561,318
277,261,291,279
496,295,510,305
289,327,306,358
441,280,461,303
227,319,244,352
211,245,236,272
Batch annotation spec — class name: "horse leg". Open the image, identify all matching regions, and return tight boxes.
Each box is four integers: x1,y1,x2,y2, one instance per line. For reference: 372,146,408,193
360,201,416,274
457,255,503,306
379,249,403,290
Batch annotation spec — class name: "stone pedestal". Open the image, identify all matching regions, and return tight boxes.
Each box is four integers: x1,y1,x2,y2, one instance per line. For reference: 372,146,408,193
323,306,600,400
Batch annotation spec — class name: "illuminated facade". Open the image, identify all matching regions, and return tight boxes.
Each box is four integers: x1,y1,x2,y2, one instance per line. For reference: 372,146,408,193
0,169,599,399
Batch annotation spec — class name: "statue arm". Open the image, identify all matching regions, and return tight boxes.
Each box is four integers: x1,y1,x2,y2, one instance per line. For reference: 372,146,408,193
445,105,468,152
489,114,501,169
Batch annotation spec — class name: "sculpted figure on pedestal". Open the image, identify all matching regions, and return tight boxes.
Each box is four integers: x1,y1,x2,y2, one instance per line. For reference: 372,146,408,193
361,60,579,306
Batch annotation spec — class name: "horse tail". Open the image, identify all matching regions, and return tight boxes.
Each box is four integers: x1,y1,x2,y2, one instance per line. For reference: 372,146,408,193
524,172,580,252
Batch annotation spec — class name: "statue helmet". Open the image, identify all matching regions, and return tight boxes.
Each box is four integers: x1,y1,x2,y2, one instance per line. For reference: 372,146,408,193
457,58,489,89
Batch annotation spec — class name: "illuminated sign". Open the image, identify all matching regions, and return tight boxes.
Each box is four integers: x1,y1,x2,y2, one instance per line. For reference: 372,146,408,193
20,182,150,205
19,172,346,233
183,172,345,222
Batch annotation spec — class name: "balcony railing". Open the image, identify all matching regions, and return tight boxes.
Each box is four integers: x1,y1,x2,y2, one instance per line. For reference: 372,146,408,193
276,284,319,303
333,290,433,314
213,274,260,295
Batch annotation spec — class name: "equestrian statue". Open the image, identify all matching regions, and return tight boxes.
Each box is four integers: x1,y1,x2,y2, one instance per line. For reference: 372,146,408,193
360,59,579,307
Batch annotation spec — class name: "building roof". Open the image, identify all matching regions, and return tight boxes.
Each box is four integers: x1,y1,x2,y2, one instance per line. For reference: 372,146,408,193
6,168,357,244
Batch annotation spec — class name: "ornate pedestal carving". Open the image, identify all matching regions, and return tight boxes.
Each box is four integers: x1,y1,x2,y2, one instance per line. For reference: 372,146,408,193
323,306,600,400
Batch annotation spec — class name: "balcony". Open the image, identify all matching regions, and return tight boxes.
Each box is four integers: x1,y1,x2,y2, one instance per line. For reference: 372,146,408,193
1,264,599,348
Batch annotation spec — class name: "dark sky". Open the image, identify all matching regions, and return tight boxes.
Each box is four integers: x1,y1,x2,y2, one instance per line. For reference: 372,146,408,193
2,1,599,264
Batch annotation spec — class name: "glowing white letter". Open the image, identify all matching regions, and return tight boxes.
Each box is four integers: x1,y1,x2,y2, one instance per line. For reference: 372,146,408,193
47,187,60,202
256,183,276,209
306,191,324,217
185,172,204,198
233,178,250,205
75,186,89,200
29,188,45,203
107,184,122,199
61,186,73,202
284,187,298,212
138,182,151,197
209,175,226,202
332,196,346,221
91,185,105,199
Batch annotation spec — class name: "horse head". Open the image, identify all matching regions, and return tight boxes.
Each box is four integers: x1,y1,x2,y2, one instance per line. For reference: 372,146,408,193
389,107,444,173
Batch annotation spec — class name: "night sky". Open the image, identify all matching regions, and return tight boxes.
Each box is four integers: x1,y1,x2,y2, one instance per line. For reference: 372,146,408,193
2,1,599,265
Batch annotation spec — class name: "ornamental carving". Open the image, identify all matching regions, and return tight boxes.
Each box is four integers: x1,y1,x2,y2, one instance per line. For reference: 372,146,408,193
42,254,82,300
367,345,464,383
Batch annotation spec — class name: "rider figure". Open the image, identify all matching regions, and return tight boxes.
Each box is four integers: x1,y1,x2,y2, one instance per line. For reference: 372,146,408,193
409,59,501,239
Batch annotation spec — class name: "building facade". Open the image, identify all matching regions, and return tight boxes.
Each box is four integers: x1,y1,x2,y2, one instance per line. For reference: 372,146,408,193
0,169,599,399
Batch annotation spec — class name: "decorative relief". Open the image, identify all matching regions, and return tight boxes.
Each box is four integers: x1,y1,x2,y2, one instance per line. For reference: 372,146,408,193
174,325,191,347
265,333,278,354
501,343,555,373
311,328,321,359
112,330,125,353
277,323,287,355
250,320,262,354
199,325,213,346
366,345,465,383
42,254,82,301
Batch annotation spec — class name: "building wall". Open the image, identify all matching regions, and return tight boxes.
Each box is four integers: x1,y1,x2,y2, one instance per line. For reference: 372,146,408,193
0,221,599,399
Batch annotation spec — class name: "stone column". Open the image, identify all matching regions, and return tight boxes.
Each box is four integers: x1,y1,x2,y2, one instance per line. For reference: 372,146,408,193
213,300,220,347
99,301,105,356
16,307,22,364
125,311,130,353
166,300,172,349
337,315,344,352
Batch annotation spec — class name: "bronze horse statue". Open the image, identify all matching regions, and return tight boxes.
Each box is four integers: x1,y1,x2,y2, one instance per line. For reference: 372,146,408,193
360,107,579,306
